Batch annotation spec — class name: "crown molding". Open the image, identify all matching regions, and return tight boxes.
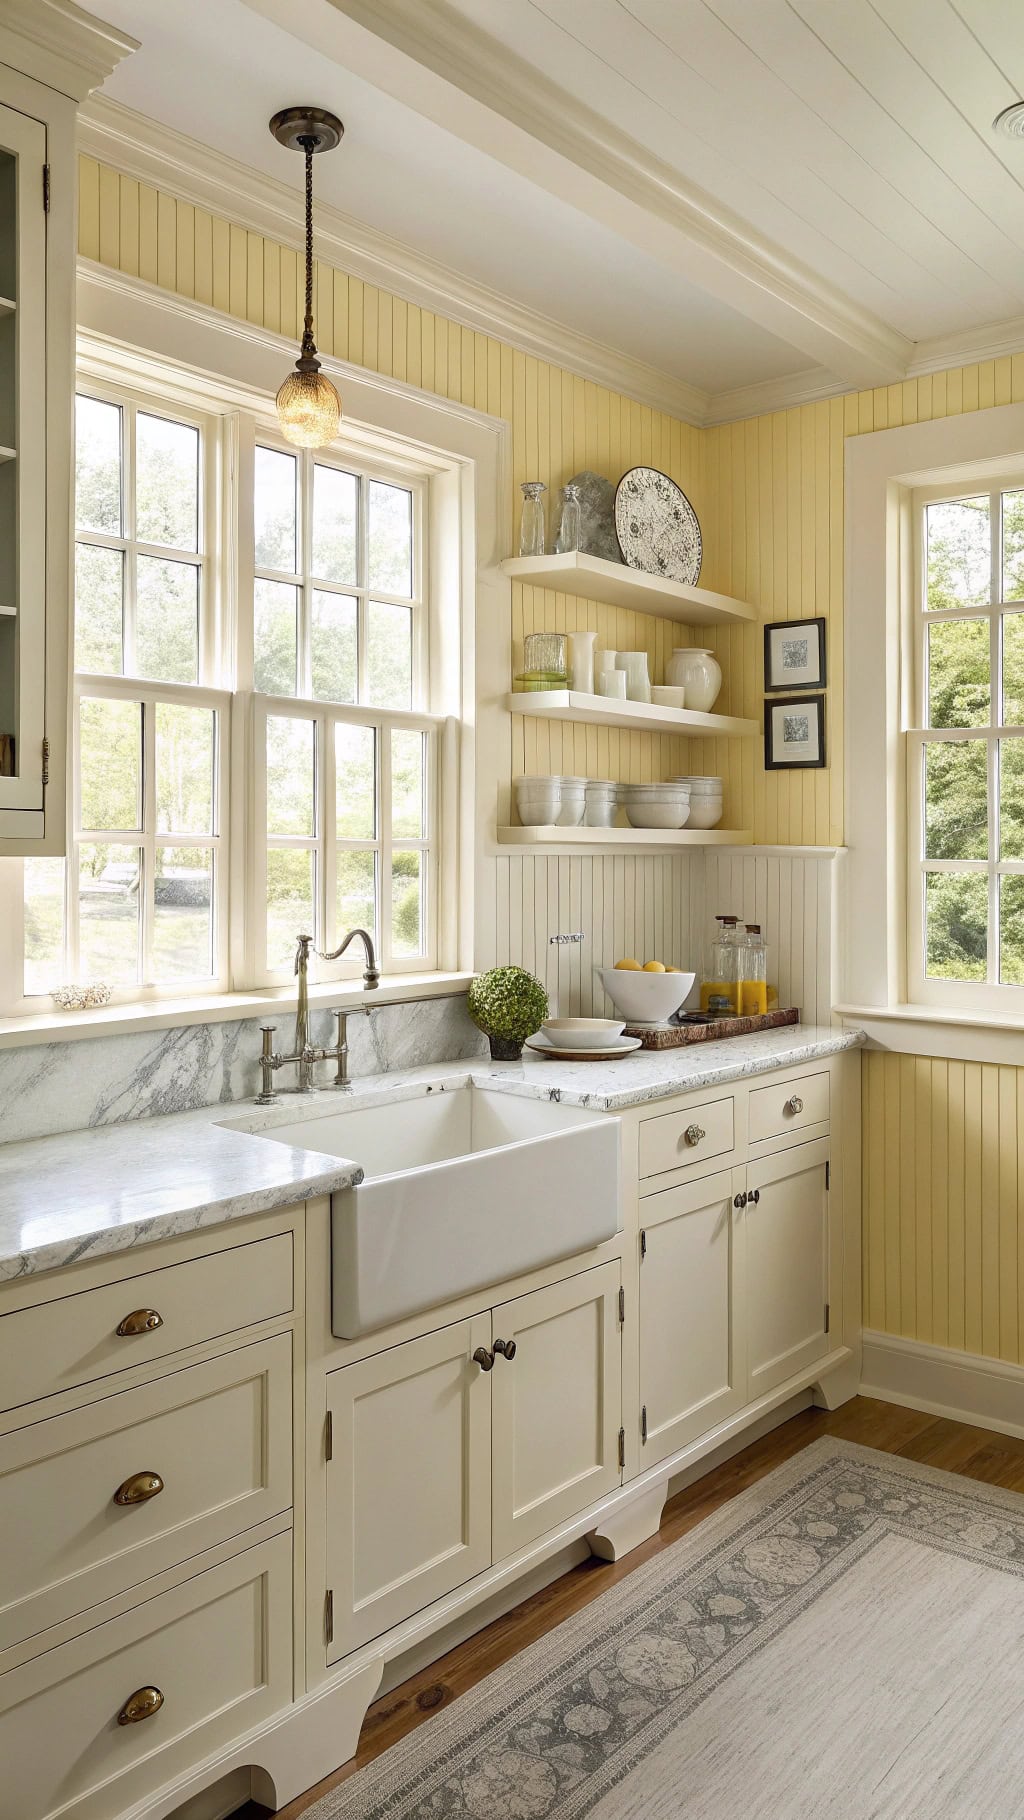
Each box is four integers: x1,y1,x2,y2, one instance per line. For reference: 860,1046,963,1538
0,0,137,102
266,0,912,389
77,96,711,427
703,366,839,427
908,315,1024,379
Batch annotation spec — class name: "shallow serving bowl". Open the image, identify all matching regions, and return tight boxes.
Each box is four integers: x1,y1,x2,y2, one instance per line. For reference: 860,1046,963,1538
651,685,686,709
539,1016,626,1049
597,966,695,1026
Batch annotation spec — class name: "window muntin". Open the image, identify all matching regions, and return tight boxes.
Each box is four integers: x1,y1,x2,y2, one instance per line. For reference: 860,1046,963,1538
909,484,1024,1005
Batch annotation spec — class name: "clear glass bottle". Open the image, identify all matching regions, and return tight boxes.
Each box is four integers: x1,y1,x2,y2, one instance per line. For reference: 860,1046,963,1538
701,914,741,1015
555,482,582,553
740,923,768,1017
519,480,547,556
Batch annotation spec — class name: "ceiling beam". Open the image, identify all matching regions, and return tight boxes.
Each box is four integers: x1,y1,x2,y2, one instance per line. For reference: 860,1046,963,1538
242,0,913,390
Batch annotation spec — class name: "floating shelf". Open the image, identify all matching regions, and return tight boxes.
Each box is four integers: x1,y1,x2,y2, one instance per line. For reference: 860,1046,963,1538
498,825,752,850
507,689,758,739
501,551,755,625
0,604,16,618
0,296,14,316
0,446,16,463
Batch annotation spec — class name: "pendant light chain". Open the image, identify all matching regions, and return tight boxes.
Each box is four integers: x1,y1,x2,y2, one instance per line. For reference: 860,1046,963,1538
269,105,343,448
301,136,317,361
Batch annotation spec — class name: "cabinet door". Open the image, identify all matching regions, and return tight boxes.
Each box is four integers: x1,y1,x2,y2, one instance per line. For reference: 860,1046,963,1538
491,1263,621,1560
746,1138,830,1398
0,101,46,822
638,1168,745,1466
326,1315,491,1659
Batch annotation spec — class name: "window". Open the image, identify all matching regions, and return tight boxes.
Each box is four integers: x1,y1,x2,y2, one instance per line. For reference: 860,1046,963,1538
908,481,1024,1009
12,373,446,1013
251,442,434,978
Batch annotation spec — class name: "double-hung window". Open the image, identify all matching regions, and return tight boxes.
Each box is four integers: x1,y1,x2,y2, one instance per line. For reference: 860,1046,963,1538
908,482,1024,1009
250,439,436,981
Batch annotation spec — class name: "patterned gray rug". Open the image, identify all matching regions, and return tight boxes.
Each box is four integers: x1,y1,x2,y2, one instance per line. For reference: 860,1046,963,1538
315,1439,1024,1818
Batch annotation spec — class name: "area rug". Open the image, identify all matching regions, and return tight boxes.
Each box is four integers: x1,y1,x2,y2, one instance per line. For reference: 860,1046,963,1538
315,1438,1024,1818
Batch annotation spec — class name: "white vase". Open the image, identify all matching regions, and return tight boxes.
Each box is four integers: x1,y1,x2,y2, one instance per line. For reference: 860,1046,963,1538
615,650,651,703
570,629,598,693
666,647,722,712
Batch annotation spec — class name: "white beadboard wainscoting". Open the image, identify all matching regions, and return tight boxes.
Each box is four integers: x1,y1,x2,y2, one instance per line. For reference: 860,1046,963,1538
485,847,840,1023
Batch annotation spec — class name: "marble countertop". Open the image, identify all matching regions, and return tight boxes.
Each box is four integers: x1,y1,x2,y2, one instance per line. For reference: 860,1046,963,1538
0,1023,861,1284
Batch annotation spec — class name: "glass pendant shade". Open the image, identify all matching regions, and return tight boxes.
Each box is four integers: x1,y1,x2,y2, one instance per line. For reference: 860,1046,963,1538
276,367,341,449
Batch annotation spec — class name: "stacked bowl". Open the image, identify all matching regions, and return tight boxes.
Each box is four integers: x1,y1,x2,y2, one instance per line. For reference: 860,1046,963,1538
670,775,723,829
621,780,691,829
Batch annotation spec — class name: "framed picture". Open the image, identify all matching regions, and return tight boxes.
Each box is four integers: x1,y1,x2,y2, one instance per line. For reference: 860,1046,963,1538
763,617,826,692
764,695,826,770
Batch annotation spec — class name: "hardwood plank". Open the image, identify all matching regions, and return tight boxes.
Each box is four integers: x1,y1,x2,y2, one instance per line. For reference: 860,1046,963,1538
235,1397,1023,1819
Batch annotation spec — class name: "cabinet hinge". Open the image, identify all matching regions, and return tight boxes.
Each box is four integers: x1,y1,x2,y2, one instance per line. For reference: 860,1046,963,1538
640,1228,647,1261
618,1284,625,1325
618,1426,625,1470
641,1404,648,1445
824,1302,830,1335
41,738,49,787
325,1409,333,1462
325,1588,334,1646
825,1160,831,1191
42,164,50,213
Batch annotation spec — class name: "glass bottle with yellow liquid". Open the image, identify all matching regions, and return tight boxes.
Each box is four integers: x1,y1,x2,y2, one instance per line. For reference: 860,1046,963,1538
701,915,742,1014
739,923,768,1017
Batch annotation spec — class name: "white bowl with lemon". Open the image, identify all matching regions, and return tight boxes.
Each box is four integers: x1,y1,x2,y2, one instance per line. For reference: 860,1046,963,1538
597,958,696,1027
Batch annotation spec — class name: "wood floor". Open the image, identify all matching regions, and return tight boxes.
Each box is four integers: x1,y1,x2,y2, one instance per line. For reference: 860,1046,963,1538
237,1395,1024,1819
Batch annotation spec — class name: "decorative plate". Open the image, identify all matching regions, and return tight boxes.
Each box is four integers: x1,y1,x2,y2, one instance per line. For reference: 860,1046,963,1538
525,1034,643,1061
614,466,702,585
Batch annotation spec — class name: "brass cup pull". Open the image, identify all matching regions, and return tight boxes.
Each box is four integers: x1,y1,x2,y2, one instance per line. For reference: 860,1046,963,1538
473,1346,495,1372
684,1124,706,1147
784,1095,804,1116
117,1686,164,1726
115,1308,163,1338
113,1471,164,1507
494,1338,517,1362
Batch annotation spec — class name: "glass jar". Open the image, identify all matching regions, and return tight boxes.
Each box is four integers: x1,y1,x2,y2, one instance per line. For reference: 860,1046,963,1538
701,914,741,1015
522,632,568,686
519,480,547,556
739,923,768,1017
555,482,582,553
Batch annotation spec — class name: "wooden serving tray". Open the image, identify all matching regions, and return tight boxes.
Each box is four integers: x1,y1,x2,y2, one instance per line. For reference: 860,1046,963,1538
623,1007,799,1049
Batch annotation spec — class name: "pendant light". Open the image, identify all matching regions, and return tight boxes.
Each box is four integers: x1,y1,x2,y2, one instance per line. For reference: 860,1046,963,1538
269,106,344,448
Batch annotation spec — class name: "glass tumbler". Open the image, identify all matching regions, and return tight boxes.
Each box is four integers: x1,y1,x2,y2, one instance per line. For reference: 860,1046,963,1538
519,481,547,557
555,483,582,554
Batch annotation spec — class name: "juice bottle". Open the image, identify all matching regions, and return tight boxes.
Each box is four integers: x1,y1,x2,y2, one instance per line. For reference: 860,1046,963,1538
702,915,741,1014
740,924,768,1017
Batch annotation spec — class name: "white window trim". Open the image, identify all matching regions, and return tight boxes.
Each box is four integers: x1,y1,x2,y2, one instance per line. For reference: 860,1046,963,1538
0,261,510,1030
841,402,1024,1061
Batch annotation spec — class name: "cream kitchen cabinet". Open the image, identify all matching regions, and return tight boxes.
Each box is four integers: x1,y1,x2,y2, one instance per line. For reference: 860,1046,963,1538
325,1262,623,1661
745,1137,831,1398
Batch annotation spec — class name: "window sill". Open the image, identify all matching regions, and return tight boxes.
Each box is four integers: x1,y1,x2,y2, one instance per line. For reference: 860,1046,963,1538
834,1002,1024,1065
0,972,475,1051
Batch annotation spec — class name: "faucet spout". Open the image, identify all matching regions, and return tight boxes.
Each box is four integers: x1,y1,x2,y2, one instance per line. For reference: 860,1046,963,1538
318,926,380,990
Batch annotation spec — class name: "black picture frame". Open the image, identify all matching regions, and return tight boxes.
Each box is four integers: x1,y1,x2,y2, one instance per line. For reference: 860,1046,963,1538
764,694,827,770
763,616,827,693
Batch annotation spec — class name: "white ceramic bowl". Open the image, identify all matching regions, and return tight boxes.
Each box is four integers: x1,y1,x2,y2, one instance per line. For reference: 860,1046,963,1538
515,777,562,826
539,1016,626,1049
555,781,587,827
597,966,696,1027
671,775,722,793
622,784,691,830
684,798,723,829
651,685,686,710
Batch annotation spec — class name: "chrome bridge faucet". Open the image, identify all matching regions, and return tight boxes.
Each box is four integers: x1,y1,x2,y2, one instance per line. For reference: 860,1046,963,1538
256,928,379,1105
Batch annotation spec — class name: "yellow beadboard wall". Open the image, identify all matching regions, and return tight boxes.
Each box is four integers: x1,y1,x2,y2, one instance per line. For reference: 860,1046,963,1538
863,1052,1024,1364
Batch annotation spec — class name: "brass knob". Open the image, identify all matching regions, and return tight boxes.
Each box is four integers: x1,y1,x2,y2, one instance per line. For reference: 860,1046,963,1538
113,1471,164,1507
494,1338,517,1362
115,1308,163,1337
784,1096,804,1116
684,1124,706,1147
117,1686,164,1726
473,1346,495,1372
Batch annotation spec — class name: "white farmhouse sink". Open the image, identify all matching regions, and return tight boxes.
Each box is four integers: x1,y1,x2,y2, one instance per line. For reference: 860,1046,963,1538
249,1083,620,1337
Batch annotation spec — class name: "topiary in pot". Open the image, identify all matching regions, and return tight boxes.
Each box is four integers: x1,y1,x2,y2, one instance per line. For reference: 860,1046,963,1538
467,965,548,1061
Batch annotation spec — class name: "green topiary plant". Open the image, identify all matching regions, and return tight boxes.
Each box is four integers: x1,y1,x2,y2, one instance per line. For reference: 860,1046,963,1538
467,965,548,1061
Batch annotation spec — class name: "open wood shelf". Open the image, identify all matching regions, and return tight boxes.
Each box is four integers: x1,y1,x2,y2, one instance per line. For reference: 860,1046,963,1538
497,825,751,850
507,689,758,738
501,551,754,625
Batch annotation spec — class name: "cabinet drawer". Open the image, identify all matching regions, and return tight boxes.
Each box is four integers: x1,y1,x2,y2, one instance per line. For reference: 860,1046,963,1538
0,1531,292,1820
748,1072,830,1144
0,1233,293,1414
0,1335,292,1654
639,1097,735,1180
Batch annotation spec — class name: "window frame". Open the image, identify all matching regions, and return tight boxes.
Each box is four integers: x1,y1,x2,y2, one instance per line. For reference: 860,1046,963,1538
907,474,1024,1014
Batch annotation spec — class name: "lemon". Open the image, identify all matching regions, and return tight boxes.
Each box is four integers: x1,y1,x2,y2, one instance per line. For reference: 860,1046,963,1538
615,957,642,971
643,960,666,972
665,966,683,973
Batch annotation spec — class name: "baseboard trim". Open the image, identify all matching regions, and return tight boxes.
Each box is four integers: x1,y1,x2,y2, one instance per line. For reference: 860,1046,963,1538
861,1330,1024,1441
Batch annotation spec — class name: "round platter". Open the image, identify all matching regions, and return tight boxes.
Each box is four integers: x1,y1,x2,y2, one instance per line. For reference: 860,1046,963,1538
526,1034,643,1061
614,465,702,585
